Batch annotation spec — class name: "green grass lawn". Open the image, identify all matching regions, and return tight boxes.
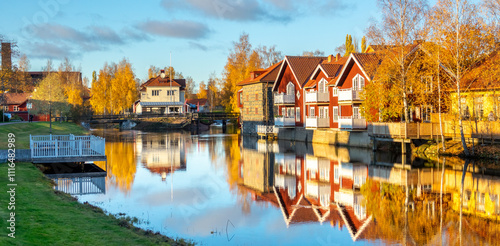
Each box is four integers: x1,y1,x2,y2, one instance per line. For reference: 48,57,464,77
0,122,88,149
0,162,191,245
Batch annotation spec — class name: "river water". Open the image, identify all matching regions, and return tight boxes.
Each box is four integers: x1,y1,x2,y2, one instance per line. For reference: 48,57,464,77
61,128,500,245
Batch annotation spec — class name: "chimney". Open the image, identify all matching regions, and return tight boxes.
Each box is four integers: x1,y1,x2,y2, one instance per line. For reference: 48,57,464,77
328,54,334,63
336,53,341,61
1,43,12,70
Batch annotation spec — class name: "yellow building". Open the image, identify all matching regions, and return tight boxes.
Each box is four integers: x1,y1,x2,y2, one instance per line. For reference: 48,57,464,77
449,50,500,121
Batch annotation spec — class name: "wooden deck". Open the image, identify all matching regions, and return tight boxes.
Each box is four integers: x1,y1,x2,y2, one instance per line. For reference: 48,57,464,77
30,134,106,163
369,121,500,141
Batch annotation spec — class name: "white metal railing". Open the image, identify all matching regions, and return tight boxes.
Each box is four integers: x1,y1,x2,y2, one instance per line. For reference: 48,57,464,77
30,134,106,158
274,117,295,127
338,89,361,101
305,117,329,128
53,177,106,195
256,125,278,134
274,93,295,104
339,116,366,129
305,91,329,103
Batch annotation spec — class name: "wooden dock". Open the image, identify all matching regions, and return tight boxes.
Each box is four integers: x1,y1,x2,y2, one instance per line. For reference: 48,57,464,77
30,134,107,163
256,125,278,140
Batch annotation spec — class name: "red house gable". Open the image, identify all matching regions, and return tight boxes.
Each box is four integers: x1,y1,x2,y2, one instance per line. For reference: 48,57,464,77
272,56,326,127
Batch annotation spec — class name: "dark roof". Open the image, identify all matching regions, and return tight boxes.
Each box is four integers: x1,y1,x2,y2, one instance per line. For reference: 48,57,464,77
286,56,326,87
140,76,186,89
351,53,382,79
238,61,283,86
2,93,30,105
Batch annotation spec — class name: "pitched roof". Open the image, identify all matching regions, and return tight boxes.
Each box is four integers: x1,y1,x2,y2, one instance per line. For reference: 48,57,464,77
351,53,382,79
286,56,326,87
140,76,186,89
185,98,208,105
237,61,283,86
3,93,30,105
462,49,500,90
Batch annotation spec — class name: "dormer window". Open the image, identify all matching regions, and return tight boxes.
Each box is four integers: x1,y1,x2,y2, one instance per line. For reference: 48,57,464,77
332,87,338,96
353,74,365,90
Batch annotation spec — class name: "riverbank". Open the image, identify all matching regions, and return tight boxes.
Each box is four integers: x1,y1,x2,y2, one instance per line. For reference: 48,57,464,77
0,122,88,149
131,117,210,132
413,140,500,164
0,162,192,245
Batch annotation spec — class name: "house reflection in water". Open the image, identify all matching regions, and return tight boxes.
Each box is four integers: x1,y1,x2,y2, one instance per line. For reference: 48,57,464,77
136,133,187,181
239,136,500,244
52,176,106,195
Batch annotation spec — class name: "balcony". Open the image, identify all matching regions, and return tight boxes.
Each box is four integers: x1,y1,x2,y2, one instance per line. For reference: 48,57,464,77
339,116,366,130
274,93,295,105
305,91,329,103
305,117,329,128
274,116,295,127
338,89,362,102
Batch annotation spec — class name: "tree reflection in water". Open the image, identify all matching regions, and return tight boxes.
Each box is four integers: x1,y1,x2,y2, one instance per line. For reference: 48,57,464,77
237,136,500,245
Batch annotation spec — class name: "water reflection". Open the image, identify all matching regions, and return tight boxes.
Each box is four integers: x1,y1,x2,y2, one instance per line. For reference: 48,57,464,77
239,137,500,245
136,132,187,181
79,129,500,245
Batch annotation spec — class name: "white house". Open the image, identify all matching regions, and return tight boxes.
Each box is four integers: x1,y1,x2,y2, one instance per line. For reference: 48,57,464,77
135,70,186,114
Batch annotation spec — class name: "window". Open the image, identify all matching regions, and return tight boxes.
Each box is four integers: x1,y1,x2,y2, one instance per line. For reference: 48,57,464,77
332,87,338,96
3,106,8,111
296,160,301,176
286,82,295,95
319,107,324,118
422,76,433,93
461,97,470,119
318,79,326,93
422,105,432,122
296,107,300,122
13,106,18,112
287,107,294,118
474,97,484,119
334,166,339,183
353,74,365,90
239,92,243,105
353,106,360,119
281,107,286,117
310,106,315,117
333,107,339,122
166,90,175,96
324,107,329,119
152,90,160,96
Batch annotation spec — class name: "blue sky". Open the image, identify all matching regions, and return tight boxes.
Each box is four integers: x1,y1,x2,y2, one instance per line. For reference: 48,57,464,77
0,0,380,85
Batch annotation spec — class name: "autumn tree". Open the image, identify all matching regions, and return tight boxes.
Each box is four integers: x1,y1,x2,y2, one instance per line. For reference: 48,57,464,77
428,0,495,156
197,81,207,99
90,63,113,114
221,34,262,112
90,59,138,114
361,36,367,53
32,73,70,132
15,54,32,92
366,0,429,122
344,34,357,56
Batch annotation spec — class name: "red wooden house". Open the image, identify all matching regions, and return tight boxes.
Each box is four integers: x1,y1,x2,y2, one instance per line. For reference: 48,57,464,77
331,53,381,130
1,92,49,121
304,54,347,128
272,56,326,127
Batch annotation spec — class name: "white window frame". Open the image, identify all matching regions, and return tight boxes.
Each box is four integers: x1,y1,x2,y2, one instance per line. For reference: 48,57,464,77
318,78,327,93
286,82,295,95
310,106,315,117
13,106,19,112
287,107,294,118
295,107,300,122
422,76,433,93
281,107,286,117
332,87,338,96
333,107,339,122
353,106,360,119
353,74,365,90
334,166,339,183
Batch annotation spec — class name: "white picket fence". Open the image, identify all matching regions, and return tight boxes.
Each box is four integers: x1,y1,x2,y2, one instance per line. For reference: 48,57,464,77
30,134,105,158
